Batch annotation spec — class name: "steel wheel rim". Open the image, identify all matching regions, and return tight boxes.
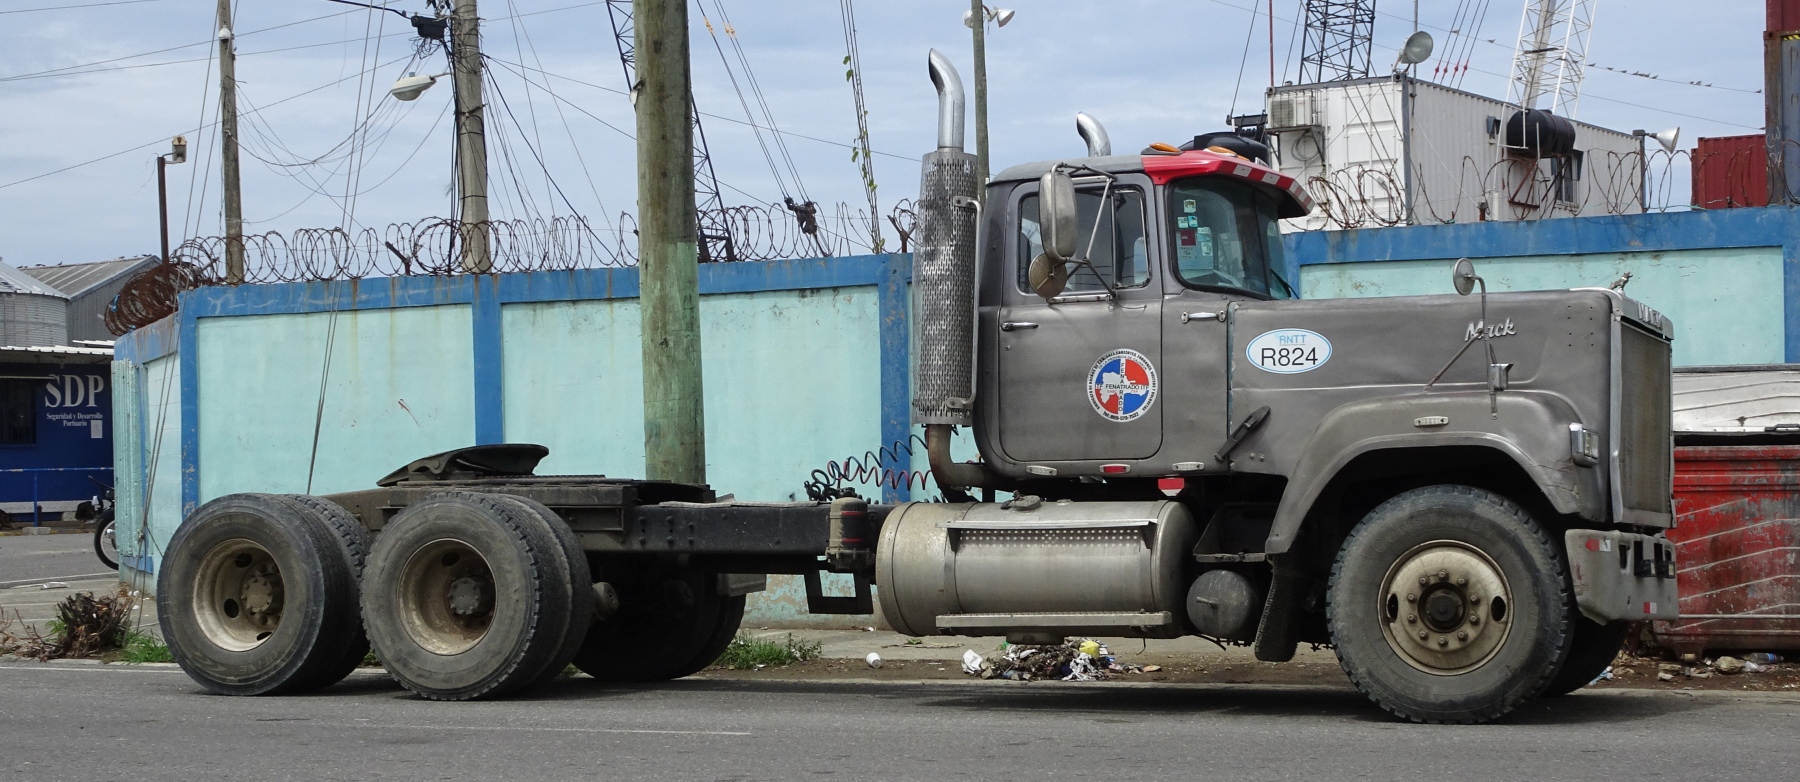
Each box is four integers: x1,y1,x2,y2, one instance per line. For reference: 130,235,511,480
192,538,284,652
1377,539,1514,675
397,539,496,656
100,522,118,560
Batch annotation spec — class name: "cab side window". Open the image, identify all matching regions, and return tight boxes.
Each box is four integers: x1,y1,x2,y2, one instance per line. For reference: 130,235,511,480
1017,186,1148,294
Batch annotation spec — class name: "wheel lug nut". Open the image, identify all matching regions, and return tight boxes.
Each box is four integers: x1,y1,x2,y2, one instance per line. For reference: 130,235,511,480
1470,595,1481,604
1470,616,1481,625
1437,569,1448,581
1406,593,1417,603
1419,576,1428,585
1437,636,1448,646
1456,577,1468,587
1407,614,1417,624
1457,631,1468,640
1419,631,1428,640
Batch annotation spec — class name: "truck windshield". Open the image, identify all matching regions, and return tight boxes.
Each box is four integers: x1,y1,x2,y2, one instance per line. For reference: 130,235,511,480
1168,177,1291,299
1017,186,1148,294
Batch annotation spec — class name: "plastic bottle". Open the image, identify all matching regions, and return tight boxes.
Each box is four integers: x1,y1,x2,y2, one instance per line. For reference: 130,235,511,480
1743,653,1784,665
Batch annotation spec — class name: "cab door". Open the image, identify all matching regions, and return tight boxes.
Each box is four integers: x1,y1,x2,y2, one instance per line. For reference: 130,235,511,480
996,175,1163,464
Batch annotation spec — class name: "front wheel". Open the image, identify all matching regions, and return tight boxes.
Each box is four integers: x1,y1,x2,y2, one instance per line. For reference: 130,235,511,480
94,515,119,570
1327,485,1571,724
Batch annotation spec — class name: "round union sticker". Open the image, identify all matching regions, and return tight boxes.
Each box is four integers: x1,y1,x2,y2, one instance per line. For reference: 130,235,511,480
1088,349,1158,422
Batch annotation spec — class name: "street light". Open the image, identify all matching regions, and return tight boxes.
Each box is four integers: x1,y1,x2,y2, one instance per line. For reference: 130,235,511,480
390,71,450,101
1631,127,1680,211
964,4,1013,200
156,136,187,265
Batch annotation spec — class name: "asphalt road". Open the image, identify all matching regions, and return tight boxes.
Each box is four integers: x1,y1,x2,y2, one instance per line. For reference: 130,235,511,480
0,532,111,588
1,662,1796,781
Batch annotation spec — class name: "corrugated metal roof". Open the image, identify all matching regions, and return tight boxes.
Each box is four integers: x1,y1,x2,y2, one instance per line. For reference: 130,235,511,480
0,261,66,297
0,344,112,357
17,255,156,298
1673,366,1800,432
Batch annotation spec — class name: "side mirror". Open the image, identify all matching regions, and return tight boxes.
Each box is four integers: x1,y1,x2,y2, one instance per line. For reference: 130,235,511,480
1452,257,1479,296
1028,253,1070,298
1039,170,1078,263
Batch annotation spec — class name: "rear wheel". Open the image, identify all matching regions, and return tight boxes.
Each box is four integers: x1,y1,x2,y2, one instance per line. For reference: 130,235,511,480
1327,485,1571,724
572,569,745,682
280,495,372,690
157,494,363,695
361,492,582,700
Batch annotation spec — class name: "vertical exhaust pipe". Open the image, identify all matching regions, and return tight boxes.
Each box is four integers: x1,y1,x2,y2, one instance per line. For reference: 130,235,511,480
1076,112,1111,157
929,50,966,151
914,49,987,492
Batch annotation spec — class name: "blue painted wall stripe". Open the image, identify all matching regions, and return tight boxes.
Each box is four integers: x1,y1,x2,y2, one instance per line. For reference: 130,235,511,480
877,255,913,503
470,276,505,444
178,306,199,517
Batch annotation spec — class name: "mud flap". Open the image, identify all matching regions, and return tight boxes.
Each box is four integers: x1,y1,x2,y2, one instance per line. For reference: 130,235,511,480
1252,560,1305,662
1565,530,1679,623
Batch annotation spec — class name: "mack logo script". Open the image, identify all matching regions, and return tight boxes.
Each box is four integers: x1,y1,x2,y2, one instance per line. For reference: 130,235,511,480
1245,329,1332,374
1088,349,1158,422
1465,318,1516,341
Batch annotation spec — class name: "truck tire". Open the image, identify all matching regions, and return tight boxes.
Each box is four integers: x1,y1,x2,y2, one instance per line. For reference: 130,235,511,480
572,571,745,682
1542,616,1629,696
485,494,593,687
157,493,364,696
93,515,119,570
360,492,580,700
1327,485,1571,724
279,495,372,690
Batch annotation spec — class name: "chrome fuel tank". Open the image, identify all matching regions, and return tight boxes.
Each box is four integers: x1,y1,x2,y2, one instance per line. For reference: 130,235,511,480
875,499,1197,640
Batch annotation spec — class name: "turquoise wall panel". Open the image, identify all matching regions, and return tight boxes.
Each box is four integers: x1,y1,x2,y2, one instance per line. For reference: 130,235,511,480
1299,247,1785,366
502,287,885,502
195,305,476,499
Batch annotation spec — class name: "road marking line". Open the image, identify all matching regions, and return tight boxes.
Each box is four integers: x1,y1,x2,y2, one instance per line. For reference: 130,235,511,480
0,573,117,589
367,724,751,736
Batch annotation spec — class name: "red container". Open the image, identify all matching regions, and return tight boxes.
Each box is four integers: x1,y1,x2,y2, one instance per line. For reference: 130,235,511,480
1773,0,1800,33
1690,135,1770,210
1653,446,1800,654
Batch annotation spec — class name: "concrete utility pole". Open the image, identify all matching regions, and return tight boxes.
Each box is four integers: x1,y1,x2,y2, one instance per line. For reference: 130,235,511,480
451,0,492,273
216,0,245,284
634,0,706,485
970,0,989,199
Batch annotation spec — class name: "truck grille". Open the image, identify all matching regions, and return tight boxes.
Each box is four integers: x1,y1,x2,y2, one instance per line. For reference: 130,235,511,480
1619,324,1673,521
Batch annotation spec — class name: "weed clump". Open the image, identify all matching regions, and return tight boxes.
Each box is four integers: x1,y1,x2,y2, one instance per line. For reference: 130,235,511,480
712,633,822,670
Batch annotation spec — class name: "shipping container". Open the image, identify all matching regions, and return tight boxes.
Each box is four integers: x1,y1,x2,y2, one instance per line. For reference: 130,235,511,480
1265,75,1641,231
1691,135,1769,209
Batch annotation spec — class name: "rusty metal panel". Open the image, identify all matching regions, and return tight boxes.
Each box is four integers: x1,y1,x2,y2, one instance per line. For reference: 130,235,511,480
1653,445,1800,653
1691,135,1769,209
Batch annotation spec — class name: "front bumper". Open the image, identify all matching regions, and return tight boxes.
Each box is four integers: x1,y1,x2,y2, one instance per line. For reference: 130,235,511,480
1565,530,1679,623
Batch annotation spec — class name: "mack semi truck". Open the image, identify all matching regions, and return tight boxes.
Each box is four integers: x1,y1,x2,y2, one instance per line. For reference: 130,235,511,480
155,50,1678,724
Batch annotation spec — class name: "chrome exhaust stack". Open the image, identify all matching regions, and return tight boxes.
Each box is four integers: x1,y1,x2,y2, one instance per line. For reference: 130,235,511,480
1076,112,1111,156
914,50,985,491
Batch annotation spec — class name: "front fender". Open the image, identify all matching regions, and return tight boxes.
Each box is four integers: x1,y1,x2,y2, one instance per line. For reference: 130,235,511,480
1264,390,1603,555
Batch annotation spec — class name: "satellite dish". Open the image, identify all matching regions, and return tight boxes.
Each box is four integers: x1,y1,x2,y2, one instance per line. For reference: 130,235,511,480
1452,258,1479,297
1399,30,1435,65
1650,127,1681,154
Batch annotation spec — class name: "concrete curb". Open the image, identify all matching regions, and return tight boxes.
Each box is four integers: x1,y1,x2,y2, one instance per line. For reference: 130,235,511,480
0,528,87,536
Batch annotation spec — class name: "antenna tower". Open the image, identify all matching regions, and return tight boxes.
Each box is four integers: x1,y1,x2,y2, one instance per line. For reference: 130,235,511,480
1506,0,1598,116
1299,0,1377,83
607,0,736,262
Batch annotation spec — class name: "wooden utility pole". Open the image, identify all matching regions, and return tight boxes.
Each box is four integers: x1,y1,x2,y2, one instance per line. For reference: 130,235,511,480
216,0,245,283
451,0,492,273
969,0,989,199
634,0,706,485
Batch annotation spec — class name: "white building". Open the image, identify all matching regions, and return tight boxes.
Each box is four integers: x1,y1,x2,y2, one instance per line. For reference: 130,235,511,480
1264,74,1643,231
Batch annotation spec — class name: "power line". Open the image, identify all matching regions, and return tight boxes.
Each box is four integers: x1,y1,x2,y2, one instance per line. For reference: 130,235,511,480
0,0,158,13
0,54,411,192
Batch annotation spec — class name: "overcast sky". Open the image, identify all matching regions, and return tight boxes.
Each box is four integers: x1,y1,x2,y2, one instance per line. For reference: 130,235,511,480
0,0,1767,268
